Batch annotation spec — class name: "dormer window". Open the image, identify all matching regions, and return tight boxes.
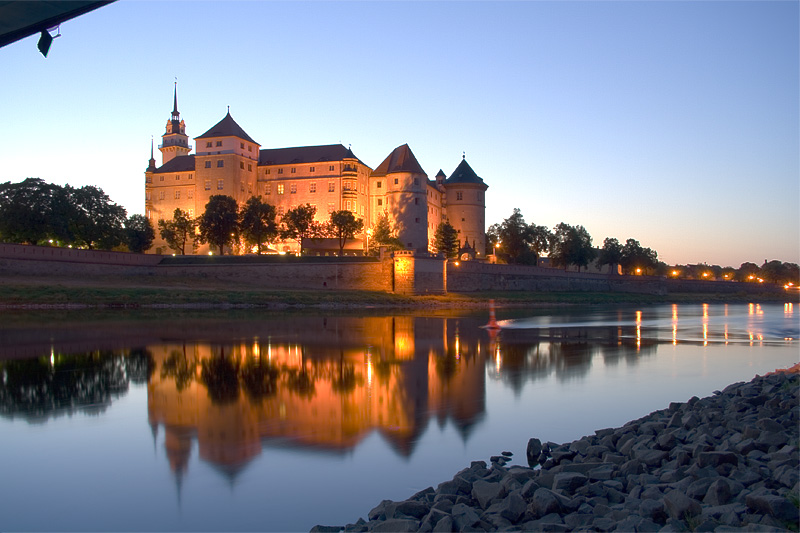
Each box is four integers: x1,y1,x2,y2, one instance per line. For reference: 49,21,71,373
216,141,222,147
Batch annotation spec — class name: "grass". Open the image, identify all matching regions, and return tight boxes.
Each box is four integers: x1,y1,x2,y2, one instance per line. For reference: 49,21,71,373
0,275,796,310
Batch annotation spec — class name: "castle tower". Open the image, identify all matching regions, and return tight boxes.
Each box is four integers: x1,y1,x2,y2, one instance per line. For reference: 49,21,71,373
444,157,488,258
371,144,429,252
159,83,192,165
194,111,260,238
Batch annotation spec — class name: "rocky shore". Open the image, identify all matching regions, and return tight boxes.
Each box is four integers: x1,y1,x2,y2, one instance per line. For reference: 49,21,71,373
314,370,799,532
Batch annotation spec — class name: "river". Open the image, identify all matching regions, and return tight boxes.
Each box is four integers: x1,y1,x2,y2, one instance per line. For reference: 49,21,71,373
0,302,796,531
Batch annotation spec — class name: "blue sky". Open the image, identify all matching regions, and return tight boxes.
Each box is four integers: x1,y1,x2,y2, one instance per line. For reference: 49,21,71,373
1,0,797,267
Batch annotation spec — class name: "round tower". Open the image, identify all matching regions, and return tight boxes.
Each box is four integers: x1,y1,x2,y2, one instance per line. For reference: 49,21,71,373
370,144,429,252
443,156,488,259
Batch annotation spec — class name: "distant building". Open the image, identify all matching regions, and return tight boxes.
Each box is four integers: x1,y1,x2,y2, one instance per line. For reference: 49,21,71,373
145,86,488,256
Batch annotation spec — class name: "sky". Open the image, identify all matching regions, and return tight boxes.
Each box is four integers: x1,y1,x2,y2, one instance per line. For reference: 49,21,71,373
1,0,797,267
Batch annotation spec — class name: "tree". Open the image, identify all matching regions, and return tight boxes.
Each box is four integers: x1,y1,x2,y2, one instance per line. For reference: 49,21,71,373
328,210,364,256
735,262,761,282
280,204,317,255
549,223,596,271
65,185,127,250
124,214,155,253
239,196,278,254
197,195,239,255
597,237,623,273
368,212,404,255
0,178,63,245
158,208,197,255
494,209,550,265
620,238,658,275
760,260,790,285
434,222,459,258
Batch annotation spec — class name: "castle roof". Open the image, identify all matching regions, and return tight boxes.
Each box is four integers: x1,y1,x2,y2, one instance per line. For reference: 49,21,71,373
195,111,258,145
152,155,195,174
371,144,426,177
258,144,365,166
444,158,486,187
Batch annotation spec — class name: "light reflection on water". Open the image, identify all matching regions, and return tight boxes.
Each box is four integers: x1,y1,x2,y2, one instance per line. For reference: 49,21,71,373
0,303,797,532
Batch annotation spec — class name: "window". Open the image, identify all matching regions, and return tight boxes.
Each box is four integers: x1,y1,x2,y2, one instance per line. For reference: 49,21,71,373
461,218,465,222
266,169,271,175
328,182,335,192
346,200,351,210
146,176,152,183
327,203,334,213
188,209,194,217
360,206,365,216
344,181,350,190
377,199,383,206
188,174,193,180
248,164,252,171
309,182,316,193
145,191,151,201
456,192,463,200
217,160,224,168
175,175,180,181
415,218,420,223
291,167,296,174
206,141,212,148
240,142,245,149
160,175,164,182
278,168,284,174
248,145,252,152
240,162,245,169
277,184,284,195
377,181,382,189
217,179,224,190
159,191,165,200
204,180,211,191
329,165,334,171
265,183,272,195
414,198,419,205
277,206,284,216
310,166,315,172
188,190,194,199
290,183,297,194
394,178,398,185
216,141,222,147
414,178,419,185
205,161,211,168
175,190,181,199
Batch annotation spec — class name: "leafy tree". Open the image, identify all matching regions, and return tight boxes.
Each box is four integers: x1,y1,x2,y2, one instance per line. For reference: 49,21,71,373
0,178,63,244
494,209,550,265
549,223,596,271
197,195,239,255
239,196,278,254
328,210,364,256
65,185,127,250
486,223,501,256
368,212,404,255
620,238,658,275
597,237,623,273
735,262,761,282
760,260,795,285
124,214,155,253
158,208,197,255
434,222,459,258
280,203,317,255
200,348,240,405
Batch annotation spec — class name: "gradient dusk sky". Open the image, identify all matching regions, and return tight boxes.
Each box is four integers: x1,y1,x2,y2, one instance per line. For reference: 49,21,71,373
1,1,797,267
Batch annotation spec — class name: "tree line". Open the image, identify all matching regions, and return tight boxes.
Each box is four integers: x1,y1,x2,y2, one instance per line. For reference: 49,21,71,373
486,208,799,285
160,195,367,256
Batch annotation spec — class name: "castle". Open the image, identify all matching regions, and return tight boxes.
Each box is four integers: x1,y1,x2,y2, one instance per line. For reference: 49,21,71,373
145,86,488,256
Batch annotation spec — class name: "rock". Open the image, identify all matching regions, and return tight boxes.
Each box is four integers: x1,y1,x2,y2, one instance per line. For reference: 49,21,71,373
697,451,738,468
703,478,733,506
552,472,587,493
663,489,702,520
499,491,527,523
635,448,669,468
471,479,503,510
745,488,799,521
431,515,453,533
311,526,342,532
368,500,392,521
450,503,480,530
529,487,567,518
392,500,429,519
368,519,419,532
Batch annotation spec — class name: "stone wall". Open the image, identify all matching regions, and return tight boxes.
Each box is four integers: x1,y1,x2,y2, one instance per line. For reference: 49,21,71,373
393,251,447,295
447,261,666,294
0,243,163,266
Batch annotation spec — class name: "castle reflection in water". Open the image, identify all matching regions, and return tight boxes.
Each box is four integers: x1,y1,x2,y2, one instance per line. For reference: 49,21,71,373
146,315,654,482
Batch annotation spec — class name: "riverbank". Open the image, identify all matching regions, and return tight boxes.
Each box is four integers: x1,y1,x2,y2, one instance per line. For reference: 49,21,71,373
0,274,795,309
318,368,800,532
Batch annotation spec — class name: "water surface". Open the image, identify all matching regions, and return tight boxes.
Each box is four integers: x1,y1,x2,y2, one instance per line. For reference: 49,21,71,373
0,303,796,531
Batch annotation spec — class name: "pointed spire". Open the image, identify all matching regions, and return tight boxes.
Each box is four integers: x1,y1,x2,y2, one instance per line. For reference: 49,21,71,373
147,136,157,171
173,79,178,114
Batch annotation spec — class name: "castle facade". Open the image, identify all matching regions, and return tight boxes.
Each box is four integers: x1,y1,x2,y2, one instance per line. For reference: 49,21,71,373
145,87,488,256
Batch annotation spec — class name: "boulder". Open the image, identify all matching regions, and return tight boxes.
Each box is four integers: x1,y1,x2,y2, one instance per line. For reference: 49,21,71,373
663,490,702,520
